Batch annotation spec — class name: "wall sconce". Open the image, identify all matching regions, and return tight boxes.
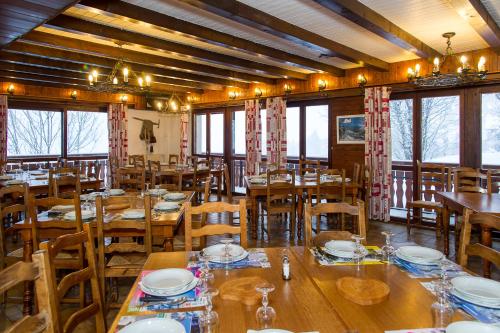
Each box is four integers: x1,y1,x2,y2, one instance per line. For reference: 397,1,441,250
283,83,292,95
407,63,421,81
7,84,14,95
70,90,78,100
228,91,239,100
318,79,327,91
357,74,367,89
120,95,128,103
254,87,263,98
156,101,163,111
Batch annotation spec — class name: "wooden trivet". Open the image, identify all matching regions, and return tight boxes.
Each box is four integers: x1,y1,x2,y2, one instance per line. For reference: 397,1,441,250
219,276,268,306
336,276,390,305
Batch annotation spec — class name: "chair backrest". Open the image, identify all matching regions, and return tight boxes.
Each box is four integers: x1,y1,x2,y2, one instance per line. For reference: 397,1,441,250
116,167,145,192
52,174,81,199
40,224,106,333
209,157,224,170
304,201,366,247
85,161,102,180
152,170,182,191
148,160,161,173
48,167,80,196
299,159,320,176
416,161,447,201
266,169,296,208
458,209,500,277
128,155,145,168
168,154,179,165
223,164,233,202
452,167,489,193
0,251,58,333
316,168,346,203
487,169,499,194
352,163,362,184
184,200,247,251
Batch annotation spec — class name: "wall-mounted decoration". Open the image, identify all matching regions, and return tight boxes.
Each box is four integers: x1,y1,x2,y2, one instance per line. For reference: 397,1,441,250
337,115,365,144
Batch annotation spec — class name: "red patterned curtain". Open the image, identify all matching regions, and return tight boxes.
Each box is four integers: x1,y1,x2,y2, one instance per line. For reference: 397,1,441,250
180,113,188,164
364,87,392,222
108,103,128,167
245,99,262,176
0,95,7,163
266,97,287,169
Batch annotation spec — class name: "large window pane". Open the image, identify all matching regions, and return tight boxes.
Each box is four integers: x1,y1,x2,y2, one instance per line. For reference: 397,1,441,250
233,111,245,155
305,105,328,159
7,109,61,156
390,99,413,162
421,96,459,164
481,93,500,166
210,113,224,154
67,111,108,155
261,109,267,156
286,107,300,158
194,114,206,154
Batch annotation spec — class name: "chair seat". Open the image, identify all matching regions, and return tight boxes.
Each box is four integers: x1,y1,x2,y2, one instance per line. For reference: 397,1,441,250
106,253,147,269
8,247,77,260
408,200,443,210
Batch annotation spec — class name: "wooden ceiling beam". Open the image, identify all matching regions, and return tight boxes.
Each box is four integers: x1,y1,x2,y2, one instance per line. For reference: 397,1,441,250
0,77,87,91
182,0,389,71
311,0,440,59
4,42,248,89
21,30,276,85
47,15,309,80
466,0,500,51
78,0,345,76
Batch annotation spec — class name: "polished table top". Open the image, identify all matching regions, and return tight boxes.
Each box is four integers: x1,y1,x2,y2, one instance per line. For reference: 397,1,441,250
110,247,468,333
437,192,500,214
244,175,358,190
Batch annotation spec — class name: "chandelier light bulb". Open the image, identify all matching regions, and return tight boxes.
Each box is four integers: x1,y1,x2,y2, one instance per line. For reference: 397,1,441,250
156,101,163,110
415,64,421,76
478,56,486,72
138,77,143,87
433,57,440,72
88,74,94,85
460,55,467,68
457,67,462,74
170,100,178,111
123,67,129,83
92,70,98,82
145,75,151,86
112,77,118,85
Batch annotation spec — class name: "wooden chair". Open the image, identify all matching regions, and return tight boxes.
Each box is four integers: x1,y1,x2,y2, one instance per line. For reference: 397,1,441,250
352,163,362,185
406,161,448,238
458,209,499,278
298,159,320,176
95,194,152,312
304,201,367,248
184,160,210,202
168,154,179,165
48,167,80,197
52,174,81,199
453,167,490,194
313,169,347,234
487,169,500,194
261,169,296,240
222,164,251,225
152,170,182,191
209,157,224,200
0,252,57,333
184,200,247,251
40,224,106,333
116,167,145,192
128,155,145,168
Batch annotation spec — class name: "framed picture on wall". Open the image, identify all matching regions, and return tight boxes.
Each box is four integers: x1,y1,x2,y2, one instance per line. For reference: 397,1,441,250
337,115,365,144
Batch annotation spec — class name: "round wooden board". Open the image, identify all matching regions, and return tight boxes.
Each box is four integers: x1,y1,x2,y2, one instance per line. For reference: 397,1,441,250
219,276,268,306
336,276,390,306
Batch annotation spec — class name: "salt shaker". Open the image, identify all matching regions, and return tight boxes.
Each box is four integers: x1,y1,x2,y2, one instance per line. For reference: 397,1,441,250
282,249,291,280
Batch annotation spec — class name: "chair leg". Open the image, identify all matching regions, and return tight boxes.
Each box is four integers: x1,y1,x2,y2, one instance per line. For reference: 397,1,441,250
266,213,271,241
436,211,442,239
406,206,412,240
291,210,296,241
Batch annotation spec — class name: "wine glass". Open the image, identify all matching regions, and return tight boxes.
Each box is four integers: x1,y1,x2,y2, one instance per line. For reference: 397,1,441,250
381,231,395,262
255,283,276,329
219,238,234,274
199,287,219,333
351,234,367,268
431,280,454,328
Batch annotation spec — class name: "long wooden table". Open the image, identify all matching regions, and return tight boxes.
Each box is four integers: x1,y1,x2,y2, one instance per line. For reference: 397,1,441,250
436,192,500,256
110,247,468,333
0,173,101,195
14,191,194,315
245,176,359,239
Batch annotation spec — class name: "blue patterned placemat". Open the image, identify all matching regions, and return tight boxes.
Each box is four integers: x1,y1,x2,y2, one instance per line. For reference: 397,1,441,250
187,248,271,270
393,257,467,279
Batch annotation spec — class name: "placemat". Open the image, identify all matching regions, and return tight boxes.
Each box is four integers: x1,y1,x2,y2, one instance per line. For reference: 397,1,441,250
310,246,383,266
128,270,205,312
187,248,271,270
393,258,467,279
116,311,202,332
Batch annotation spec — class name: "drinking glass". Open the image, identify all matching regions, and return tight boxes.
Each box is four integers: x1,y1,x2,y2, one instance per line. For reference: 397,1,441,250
255,283,276,329
381,231,395,262
220,238,234,274
431,280,454,328
200,287,219,333
351,234,367,267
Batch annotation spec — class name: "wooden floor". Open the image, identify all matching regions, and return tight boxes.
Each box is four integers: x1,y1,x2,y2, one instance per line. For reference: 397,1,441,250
0,197,497,332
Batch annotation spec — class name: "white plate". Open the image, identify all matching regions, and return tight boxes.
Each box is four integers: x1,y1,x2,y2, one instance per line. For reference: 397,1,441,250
64,210,95,221
164,193,186,201
149,189,168,196
140,278,199,297
446,321,500,333
395,251,439,266
154,202,179,211
142,268,194,291
249,178,267,184
452,276,500,303
325,240,356,253
208,251,249,264
118,318,186,333
109,189,125,196
204,244,244,258
5,179,23,185
397,246,443,263
0,175,13,180
303,173,317,179
122,209,145,219
451,290,500,309
323,247,355,259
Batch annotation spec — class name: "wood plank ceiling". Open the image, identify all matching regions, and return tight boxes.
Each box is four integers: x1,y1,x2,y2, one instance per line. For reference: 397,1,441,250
0,0,498,97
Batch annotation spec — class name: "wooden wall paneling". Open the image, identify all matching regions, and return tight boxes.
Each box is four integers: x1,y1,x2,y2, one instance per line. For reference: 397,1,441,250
462,87,481,168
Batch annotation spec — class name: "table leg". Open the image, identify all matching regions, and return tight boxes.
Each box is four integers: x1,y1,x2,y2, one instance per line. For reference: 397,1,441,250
480,225,492,278
217,174,222,201
163,237,174,252
251,196,258,239
297,189,304,239
22,235,33,315
442,203,450,257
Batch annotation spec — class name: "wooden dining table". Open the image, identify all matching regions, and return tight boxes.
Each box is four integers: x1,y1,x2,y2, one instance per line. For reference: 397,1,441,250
14,191,194,315
245,176,360,239
110,247,469,333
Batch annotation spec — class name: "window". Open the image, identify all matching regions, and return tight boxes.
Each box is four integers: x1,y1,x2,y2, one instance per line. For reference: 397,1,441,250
194,114,206,154
232,110,245,155
67,111,108,155
421,96,460,164
286,107,300,158
8,109,62,156
390,99,413,162
305,105,329,159
210,113,224,154
481,93,500,166
261,109,267,156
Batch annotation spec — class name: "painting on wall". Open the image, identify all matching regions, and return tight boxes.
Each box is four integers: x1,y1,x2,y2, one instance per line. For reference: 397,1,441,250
337,115,365,144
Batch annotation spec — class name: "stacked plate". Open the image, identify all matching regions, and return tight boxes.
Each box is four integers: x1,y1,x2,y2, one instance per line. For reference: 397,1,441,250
5,179,23,185
324,240,357,258
109,189,125,196
204,243,248,263
148,188,168,196
451,276,500,309
395,246,444,265
80,192,102,201
119,318,186,333
303,173,317,180
64,210,95,221
154,202,179,212
122,209,145,219
0,175,13,180
198,166,210,171
447,321,500,333
249,177,266,184
164,192,186,201
140,268,198,297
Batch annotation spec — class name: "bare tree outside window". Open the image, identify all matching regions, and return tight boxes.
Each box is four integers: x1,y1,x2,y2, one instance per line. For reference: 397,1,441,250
481,93,500,166
67,111,108,155
390,99,413,161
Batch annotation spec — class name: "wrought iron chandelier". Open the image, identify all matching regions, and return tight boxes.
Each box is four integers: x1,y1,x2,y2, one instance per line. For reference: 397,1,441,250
87,44,152,94
407,32,487,87
154,93,191,114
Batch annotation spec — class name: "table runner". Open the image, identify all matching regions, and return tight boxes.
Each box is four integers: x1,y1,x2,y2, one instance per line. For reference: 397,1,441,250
116,311,202,332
